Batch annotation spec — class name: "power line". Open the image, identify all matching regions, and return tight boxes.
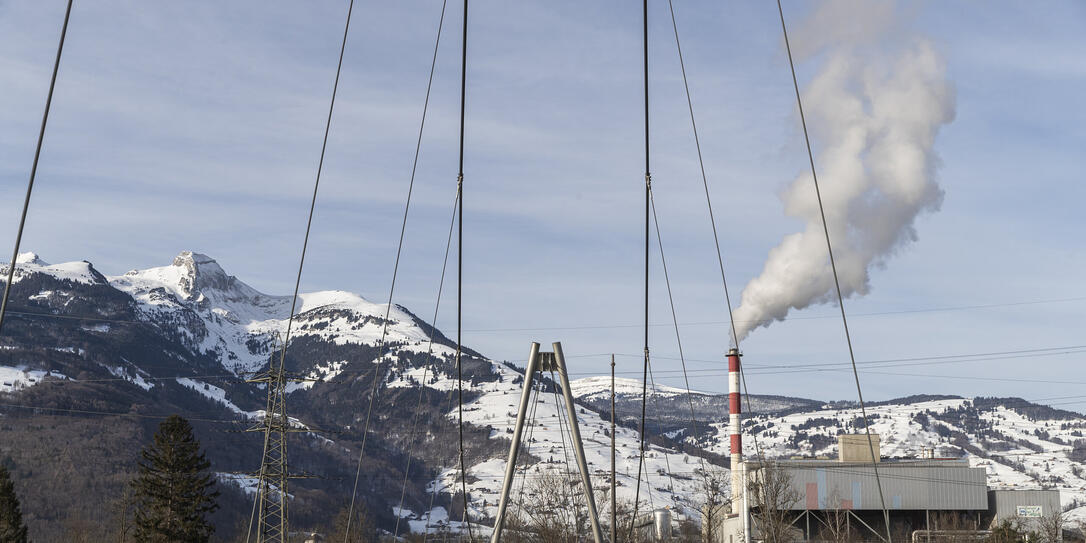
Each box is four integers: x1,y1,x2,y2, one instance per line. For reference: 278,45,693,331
775,1,892,539
648,182,709,490
393,31,459,530
20,341,1082,388
5,293,1082,335
0,0,73,339
559,345,1086,377
257,0,355,540
457,295,1086,333
29,342,1082,389
0,401,249,424
346,0,449,537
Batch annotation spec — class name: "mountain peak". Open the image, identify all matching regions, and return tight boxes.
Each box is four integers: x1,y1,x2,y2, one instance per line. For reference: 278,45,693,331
172,250,217,269
168,251,261,302
117,251,266,305
164,251,224,299
16,252,48,266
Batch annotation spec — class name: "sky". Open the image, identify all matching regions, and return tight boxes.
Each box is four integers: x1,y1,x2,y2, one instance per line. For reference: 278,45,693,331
1,1,1084,408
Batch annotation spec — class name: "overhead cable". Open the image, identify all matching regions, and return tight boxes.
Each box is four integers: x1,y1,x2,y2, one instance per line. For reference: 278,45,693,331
775,1,892,539
0,0,74,338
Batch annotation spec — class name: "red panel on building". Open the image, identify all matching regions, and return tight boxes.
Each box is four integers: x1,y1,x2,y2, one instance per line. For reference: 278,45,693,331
806,483,818,510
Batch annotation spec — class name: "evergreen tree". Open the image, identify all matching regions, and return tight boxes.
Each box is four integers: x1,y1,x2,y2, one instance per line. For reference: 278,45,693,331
131,415,220,542
0,464,28,543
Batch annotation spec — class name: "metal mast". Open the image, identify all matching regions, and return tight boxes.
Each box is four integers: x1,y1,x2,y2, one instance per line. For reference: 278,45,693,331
490,342,604,543
247,353,291,543
246,336,314,543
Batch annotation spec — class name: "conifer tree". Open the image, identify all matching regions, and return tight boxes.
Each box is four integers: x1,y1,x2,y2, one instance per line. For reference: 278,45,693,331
0,464,28,543
131,415,220,542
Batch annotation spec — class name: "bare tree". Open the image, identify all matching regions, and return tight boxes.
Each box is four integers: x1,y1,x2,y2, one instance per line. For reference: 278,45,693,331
1070,519,1086,543
1037,510,1065,543
513,468,604,543
747,461,801,543
325,503,376,543
111,484,136,543
928,512,982,543
697,464,731,543
987,518,1027,543
819,490,851,543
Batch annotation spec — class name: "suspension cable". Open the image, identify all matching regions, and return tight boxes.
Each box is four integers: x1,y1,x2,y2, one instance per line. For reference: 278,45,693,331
630,0,652,537
645,361,676,495
511,376,544,527
548,373,582,528
649,190,706,466
454,0,473,539
663,3,774,540
775,2,892,540
423,367,461,543
393,172,459,540
400,188,455,538
233,0,354,536
324,0,451,537
0,0,73,339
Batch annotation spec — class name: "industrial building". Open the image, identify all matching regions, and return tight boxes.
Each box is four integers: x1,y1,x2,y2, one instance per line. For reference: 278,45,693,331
710,349,1063,542
708,434,1063,542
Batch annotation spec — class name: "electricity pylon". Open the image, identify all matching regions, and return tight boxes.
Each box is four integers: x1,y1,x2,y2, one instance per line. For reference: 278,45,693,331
246,334,313,543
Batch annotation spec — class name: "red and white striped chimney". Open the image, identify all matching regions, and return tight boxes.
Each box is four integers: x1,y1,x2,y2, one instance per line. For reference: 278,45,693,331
728,347,743,515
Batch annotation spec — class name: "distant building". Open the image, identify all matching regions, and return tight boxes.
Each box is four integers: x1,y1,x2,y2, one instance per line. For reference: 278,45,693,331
988,489,1062,534
708,434,1061,542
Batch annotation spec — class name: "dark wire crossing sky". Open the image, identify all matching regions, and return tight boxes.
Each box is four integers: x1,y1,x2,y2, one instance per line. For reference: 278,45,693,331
1,1,1084,404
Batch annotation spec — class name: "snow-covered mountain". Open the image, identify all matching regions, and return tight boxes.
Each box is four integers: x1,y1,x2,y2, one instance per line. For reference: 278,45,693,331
0,251,713,535
107,251,454,376
692,397,1086,524
571,375,822,444
3,251,1085,536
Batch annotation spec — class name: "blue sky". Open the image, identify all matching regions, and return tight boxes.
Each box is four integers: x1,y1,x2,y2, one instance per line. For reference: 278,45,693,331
1,1,1084,407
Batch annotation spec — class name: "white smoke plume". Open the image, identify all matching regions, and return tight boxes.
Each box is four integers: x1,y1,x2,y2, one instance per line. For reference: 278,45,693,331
732,1,955,342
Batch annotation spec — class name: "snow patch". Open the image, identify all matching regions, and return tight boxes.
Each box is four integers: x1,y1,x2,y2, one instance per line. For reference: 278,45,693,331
0,366,67,393
176,378,248,415
104,365,154,390
217,473,260,496
3,255,101,285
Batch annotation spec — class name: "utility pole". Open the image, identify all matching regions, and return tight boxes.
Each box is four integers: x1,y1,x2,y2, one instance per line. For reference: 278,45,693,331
611,354,617,543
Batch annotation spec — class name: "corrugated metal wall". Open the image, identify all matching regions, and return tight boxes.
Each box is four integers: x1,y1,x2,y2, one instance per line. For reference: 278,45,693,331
755,460,988,511
988,489,1061,520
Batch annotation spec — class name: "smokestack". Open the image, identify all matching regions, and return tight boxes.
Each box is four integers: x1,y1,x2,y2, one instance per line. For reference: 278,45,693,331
729,1,956,342
728,348,742,515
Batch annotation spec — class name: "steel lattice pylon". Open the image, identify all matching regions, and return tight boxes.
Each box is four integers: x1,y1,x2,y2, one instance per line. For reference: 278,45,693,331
246,338,313,543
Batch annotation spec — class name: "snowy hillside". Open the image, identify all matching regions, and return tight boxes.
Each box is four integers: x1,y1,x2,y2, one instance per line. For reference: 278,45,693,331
3,251,715,534
389,365,716,530
696,397,1086,524
571,376,706,399
5,251,1086,535
6,252,103,285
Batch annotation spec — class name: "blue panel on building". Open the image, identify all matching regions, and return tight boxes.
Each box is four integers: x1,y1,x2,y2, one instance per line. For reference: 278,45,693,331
816,469,827,509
